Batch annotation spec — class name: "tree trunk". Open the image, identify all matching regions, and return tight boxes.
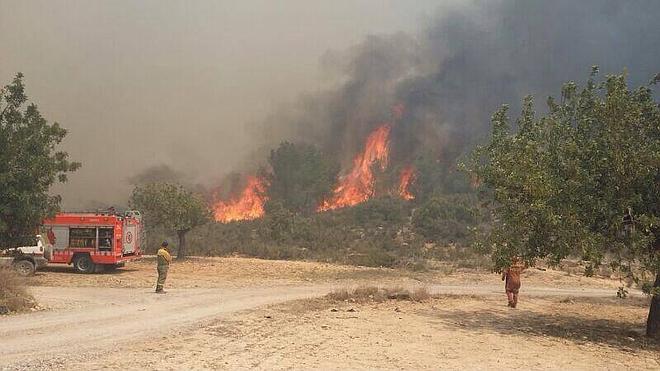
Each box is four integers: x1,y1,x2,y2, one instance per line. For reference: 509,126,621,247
646,272,660,339
176,230,188,259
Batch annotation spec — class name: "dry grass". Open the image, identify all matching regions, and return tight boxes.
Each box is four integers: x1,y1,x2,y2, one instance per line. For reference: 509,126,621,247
326,285,432,303
0,267,36,313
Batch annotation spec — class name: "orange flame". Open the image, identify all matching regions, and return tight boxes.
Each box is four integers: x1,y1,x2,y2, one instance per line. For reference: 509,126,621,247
213,176,268,223
318,124,392,211
398,166,416,200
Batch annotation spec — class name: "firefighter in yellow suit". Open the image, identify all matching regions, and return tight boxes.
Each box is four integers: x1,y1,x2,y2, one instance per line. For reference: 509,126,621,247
155,241,172,293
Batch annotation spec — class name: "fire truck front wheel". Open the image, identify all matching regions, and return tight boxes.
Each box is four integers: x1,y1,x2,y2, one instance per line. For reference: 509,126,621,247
13,259,36,276
72,254,95,274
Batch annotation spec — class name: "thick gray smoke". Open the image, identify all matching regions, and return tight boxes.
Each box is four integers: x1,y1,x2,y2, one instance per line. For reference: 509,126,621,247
3,1,657,206
1,1,444,208
257,0,660,174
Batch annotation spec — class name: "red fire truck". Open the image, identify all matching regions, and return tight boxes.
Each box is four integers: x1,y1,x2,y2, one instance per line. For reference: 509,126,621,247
41,210,143,273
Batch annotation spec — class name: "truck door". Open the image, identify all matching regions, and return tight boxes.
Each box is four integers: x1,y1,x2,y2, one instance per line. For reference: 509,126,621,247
44,226,69,250
122,223,137,254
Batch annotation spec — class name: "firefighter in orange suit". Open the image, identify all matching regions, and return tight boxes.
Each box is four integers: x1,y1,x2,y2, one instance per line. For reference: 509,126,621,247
502,257,526,308
155,241,172,293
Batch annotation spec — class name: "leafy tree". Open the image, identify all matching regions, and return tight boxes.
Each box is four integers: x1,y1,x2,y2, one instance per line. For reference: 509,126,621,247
266,142,339,214
129,182,211,259
0,73,80,248
463,69,660,337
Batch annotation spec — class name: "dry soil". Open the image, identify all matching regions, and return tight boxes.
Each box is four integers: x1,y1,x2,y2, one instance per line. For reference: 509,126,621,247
1,257,657,370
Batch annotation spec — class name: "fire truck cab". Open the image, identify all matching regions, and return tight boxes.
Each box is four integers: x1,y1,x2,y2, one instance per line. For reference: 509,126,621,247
41,210,143,273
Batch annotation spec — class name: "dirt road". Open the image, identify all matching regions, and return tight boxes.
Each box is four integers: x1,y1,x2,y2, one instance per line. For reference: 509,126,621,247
0,281,640,369
0,284,332,366
1,257,653,370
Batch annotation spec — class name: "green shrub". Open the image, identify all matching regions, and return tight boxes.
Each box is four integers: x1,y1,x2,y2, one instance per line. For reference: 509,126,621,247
412,194,479,244
345,243,397,268
182,193,491,271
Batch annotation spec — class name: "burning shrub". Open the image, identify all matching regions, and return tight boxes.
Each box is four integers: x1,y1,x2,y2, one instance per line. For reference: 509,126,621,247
319,124,393,211
213,176,268,223
0,268,36,313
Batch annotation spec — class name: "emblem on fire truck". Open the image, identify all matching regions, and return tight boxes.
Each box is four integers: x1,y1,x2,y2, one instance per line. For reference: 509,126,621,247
125,231,133,244
47,227,56,245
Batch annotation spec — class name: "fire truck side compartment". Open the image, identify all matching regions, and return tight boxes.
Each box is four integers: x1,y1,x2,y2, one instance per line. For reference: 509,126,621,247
41,212,142,268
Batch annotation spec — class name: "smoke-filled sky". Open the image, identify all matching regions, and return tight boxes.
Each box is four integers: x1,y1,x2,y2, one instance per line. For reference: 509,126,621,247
268,0,660,169
1,0,658,208
0,0,440,207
